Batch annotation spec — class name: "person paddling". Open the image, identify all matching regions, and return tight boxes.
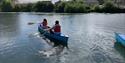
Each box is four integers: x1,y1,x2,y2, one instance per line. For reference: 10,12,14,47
41,18,49,29
51,20,61,35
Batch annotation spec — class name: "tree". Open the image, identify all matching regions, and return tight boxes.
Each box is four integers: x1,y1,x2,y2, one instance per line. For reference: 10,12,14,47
64,2,86,13
0,0,13,12
33,1,54,12
102,1,118,13
54,2,66,12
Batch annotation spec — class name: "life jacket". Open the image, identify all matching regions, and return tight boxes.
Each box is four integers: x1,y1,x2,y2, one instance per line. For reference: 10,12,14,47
54,24,61,32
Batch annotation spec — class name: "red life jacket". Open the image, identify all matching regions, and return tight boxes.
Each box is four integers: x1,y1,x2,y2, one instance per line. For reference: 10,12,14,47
54,24,61,32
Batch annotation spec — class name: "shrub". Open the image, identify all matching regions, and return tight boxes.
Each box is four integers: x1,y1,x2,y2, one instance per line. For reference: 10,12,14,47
55,1,87,13
0,0,125,13
33,1,54,12
0,0,13,12
92,5,103,12
64,3,87,13
12,4,21,12
102,1,118,13
54,1,66,13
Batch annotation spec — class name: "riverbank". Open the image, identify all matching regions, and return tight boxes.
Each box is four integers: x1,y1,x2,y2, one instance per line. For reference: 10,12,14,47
0,0,125,13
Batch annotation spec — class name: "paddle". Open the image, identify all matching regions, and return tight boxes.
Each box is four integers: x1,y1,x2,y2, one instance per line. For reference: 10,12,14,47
27,22,41,25
27,22,35,25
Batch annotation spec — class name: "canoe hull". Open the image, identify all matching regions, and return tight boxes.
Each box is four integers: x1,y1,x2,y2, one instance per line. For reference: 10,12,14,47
38,24,69,46
115,33,125,47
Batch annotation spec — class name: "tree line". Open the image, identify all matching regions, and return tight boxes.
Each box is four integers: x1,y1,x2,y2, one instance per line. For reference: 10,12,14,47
0,0,125,13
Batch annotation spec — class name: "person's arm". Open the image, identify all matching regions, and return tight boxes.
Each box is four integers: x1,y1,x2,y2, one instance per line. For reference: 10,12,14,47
45,26,55,30
40,23,43,27
51,25,55,29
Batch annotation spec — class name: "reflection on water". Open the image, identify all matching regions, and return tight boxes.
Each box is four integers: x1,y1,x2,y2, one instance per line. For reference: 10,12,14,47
0,13,125,63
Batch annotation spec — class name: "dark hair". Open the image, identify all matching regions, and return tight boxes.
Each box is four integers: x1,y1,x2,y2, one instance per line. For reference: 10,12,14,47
55,20,59,24
43,19,47,22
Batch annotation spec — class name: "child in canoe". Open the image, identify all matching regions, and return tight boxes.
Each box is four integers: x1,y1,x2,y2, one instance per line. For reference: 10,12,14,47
50,20,61,35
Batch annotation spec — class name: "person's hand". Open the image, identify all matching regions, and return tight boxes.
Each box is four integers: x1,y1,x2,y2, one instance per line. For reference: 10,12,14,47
48,26,50,28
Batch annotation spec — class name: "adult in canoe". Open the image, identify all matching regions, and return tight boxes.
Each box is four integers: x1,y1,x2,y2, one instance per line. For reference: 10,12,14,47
40,18,50,29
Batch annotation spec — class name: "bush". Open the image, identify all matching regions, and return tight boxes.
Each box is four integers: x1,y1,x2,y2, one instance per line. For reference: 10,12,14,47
92,5,103,12
90,1,125,13
0,0,125,13
21,3,33,12
33,1,54,12
13,3,33,12
0,0,13,12
102,1,118,13
54,1,66,13
64,3,87,13
12,4,21,12
55,1,87,13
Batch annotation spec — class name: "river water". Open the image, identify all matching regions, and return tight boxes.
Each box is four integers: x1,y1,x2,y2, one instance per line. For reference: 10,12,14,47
0,13,125,63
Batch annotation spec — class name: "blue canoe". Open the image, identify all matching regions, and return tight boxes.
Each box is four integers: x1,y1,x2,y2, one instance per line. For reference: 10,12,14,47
115,33,125,47
38,24,69,46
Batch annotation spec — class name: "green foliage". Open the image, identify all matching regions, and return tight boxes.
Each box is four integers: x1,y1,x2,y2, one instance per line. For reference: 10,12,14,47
33,1,54,12
12,4,20,12
102,1,118,13
0,0,125,13
90,1,125,13
21,3,33,12
92,5,103,12
12,3,33,12
55,1,87,13
0,0,13,12
64,2,86,13
54,1,66,13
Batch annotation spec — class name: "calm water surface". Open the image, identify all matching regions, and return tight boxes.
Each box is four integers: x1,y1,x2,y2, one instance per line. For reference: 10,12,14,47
0,13,125,63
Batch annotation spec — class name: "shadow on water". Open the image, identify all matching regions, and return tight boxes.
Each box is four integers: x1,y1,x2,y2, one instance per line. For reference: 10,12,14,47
114,42,125,59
